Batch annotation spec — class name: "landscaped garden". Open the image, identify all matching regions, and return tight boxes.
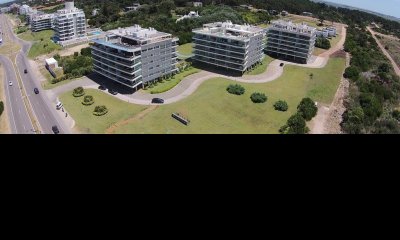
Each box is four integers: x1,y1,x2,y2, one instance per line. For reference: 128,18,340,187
61,56,346,134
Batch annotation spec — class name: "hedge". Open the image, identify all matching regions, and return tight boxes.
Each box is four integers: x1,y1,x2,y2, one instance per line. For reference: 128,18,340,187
82,95,94,106
250,92,267,103
227,84,245,95
0,101,4,117
93,105,108,116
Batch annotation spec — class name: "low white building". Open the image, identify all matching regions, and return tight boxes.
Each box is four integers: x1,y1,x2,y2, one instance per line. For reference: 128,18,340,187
45,58,58,69
1,7,11,13
176,11,200,23
92,8,99,16
193,2,203,7
316,26,336,38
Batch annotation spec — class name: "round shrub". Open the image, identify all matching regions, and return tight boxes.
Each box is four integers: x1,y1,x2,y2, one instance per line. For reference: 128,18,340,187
73,87,85,97
82,95,94,106
227,84,245,95
392,110,400,121
274,100,288,111
250,92,267,103
93,105,108,116
297,97,318,121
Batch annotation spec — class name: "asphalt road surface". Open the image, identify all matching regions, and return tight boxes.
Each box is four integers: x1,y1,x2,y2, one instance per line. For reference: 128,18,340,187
0,14,70,134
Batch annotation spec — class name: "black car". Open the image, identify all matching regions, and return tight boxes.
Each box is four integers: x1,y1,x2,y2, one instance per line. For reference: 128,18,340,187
98,85,107,90
280,63,284,67
24,69,28,74
151,98,164,104
52,125,60,134
34,88,39,94
108,89,118,95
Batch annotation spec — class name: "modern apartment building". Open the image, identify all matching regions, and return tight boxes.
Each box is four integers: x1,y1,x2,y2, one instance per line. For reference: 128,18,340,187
266,20,316,63
31,13,55,32
91,25,179,89
54,1,86,44
192,21,265,74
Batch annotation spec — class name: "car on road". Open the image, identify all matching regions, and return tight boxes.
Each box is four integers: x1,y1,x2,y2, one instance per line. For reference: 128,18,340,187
151,98,165,104
24,69,28,74
56,101,63,110
98,85,107,91
108,89,118,95
34,88,39,94
8,81,12,86
52,125,60,134
280,63,284,67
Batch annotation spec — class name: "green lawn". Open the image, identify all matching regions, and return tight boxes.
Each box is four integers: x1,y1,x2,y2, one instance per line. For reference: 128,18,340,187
245,55,275,75
59,89,147,133
61,57,345,133
145,67,200,94
18,30,61,59
177,43,193,56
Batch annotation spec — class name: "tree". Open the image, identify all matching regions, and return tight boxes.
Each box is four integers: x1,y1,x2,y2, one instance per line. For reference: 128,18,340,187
393,110,400,121
274,100,289,111
81,47,91,56
318,14,325,26
226,84,245,95
359,93,383,124
159,0,176,15
378,63,390,73
297,98,318,121
279,113,309,134
73,87,85,97
82,95,94,106
250,92,267,103
93,105,108,116
315,37,331,49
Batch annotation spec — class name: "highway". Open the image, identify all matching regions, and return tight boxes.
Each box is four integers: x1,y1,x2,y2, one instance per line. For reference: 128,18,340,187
0,14,70,134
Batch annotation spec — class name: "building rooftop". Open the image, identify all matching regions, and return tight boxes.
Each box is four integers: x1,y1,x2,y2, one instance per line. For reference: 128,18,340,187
193,21,264,41
269,20,316,36
107,25,172,43
32,13,54,21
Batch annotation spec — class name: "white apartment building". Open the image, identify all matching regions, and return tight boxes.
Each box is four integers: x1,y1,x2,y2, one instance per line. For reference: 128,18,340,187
192,21,265,74
266,20,317,63
54,1,86,44
91,25,179,89
19,4,30,15
31,13,55,32
176,11,200,23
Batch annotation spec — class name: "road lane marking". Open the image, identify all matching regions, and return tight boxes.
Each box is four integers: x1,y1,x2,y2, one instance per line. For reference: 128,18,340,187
3,65,18,133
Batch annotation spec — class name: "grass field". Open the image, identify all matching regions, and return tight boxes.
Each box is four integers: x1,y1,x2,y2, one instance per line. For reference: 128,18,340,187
379,36,400,68
62,57,345,134
145,67,200,94
18,30,61,59
59,89,147,133
245,55,275,75
177,43,193,56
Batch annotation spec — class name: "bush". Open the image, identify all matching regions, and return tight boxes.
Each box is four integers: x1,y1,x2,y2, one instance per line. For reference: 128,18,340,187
73,87,85,97
250,92,267,103
226,84,245,95
315,37,331,49
74,52,79,57
297,98,318,121
274,100,288,111
344,66,360,80
393,110,400,121
80,47,91,57
279,113,309,134
82,95,94,106
0,101,4,117
93,105,108,116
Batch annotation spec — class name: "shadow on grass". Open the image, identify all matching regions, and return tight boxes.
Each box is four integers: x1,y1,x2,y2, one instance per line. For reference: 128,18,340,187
86,73,137,95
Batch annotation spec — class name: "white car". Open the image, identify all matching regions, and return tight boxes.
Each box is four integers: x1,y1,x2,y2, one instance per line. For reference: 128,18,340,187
8,81,12,86
56,101,63,110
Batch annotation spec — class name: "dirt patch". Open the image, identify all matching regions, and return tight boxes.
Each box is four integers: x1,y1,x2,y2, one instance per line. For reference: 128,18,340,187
106,105,157,134
0,65,11,133
331,50,347,58
59,43,90,57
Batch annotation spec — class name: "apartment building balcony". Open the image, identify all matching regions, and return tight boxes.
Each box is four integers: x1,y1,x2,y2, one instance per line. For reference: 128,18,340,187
193,55,245,72
92,45,140,61
267,34,313,46
93,62,141,81
266,47,309,59
267,43,311,55
93,58,141,76
193,39,247,54
193,43,247,58
94,67,143,88
91,50,140,68
194,51,246,66
194,47,247,61
92,56,141,73
193,36,247,49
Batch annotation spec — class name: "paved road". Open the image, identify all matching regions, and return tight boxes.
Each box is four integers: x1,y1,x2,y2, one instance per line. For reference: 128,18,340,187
0,14,70,134
367,26,400,77
0,55,35,134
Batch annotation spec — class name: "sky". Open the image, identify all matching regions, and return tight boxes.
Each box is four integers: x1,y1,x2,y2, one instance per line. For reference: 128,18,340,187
324,0,400,18
0,0,399,18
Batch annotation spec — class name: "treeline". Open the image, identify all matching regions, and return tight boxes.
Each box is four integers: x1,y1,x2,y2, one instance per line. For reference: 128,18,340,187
341,26,400,133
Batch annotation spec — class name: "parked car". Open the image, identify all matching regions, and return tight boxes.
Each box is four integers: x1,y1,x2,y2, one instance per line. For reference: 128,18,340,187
151,98,164,104
34,88,39,94
52,125,60,134
280,63,284,67
108,89,118,95
8,81,12,86
98,85,107,91
56,101,63,110
24,69,28,74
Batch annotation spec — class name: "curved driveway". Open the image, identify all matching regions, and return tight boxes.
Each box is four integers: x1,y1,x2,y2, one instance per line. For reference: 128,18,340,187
51,25,347,106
